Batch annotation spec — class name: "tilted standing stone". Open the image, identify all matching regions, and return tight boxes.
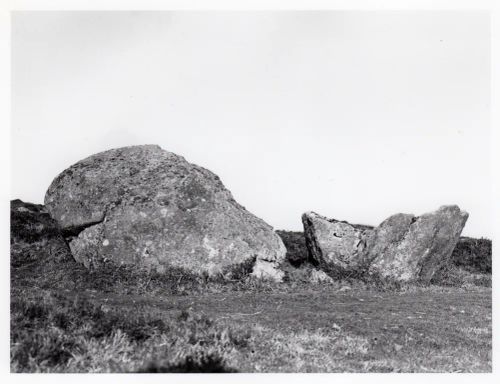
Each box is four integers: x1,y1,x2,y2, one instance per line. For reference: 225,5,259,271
367,205,469,283
44,145,286,280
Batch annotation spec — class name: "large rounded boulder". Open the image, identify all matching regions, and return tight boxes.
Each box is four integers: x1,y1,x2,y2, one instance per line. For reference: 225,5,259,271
44,145,286,280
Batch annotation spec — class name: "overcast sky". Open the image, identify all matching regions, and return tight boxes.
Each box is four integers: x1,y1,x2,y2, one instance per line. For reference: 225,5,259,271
11,11,491,237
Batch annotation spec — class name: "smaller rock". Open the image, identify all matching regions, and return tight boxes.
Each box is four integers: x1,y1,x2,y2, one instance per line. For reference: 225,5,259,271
309,269,334,284
302,212,373,274
251,259,285,281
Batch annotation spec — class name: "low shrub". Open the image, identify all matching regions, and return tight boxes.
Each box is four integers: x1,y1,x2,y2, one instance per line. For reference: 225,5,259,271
450,237,491,274
431,264,491,288
10,200,63,245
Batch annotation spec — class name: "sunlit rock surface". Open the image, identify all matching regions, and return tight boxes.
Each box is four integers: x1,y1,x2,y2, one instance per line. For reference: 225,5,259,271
303,206,468,283
45,145,286,279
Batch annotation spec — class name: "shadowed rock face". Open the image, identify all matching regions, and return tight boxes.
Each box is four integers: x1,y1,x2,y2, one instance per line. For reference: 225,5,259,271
44,145,286,280
303,206,468,283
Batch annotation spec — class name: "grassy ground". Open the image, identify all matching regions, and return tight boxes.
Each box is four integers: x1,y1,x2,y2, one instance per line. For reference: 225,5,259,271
76,287,492,372
10,206,492,373
11,276,491,372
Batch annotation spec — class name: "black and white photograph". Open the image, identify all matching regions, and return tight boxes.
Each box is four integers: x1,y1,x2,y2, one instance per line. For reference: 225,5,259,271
4,1,497,378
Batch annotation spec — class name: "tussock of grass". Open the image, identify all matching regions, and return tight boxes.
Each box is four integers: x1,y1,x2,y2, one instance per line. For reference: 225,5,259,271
246,328,371,372
431,264,491,288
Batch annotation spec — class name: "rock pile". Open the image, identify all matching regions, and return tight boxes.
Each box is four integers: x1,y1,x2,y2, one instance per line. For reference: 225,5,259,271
303,206,468,283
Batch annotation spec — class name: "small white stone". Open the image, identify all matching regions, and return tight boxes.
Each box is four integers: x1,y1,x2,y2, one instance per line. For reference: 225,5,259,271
102,239,110,246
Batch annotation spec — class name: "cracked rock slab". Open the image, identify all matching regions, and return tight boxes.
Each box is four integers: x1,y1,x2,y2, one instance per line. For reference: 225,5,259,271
45,145,286,279
302,211,374,273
